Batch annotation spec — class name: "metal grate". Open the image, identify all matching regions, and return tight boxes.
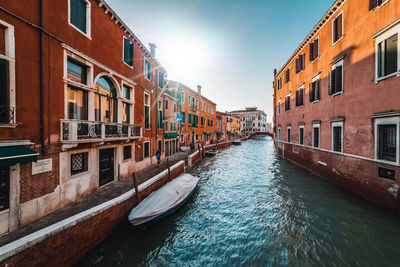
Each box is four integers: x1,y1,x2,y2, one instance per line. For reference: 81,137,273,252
71,152,88,175
333,126,342,152
378,124,396,162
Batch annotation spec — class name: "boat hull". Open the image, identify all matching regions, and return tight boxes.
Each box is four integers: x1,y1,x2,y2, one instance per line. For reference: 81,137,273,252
205,150,218,156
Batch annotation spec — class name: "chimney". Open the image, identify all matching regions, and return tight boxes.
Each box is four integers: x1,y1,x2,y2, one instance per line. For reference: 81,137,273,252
149,43,157,57
273,69,277,77
197,85,202,95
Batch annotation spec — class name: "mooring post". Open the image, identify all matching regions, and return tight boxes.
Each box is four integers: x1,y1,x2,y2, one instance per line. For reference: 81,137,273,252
133,172,140,203
167,158,171,181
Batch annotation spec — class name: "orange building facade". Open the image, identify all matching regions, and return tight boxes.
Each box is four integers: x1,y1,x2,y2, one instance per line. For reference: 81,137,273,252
273,0,400,212
166,81,217,146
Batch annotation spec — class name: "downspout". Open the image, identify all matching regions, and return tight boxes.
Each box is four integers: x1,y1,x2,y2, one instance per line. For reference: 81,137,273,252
39,0,45,154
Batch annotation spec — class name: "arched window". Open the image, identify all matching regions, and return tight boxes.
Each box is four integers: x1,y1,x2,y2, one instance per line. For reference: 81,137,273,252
95,76,117,122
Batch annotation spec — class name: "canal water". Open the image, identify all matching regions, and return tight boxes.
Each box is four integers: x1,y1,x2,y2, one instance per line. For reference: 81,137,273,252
78,138,400,266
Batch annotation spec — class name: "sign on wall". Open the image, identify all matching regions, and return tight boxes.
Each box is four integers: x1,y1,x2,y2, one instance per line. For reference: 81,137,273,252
32,158,52,175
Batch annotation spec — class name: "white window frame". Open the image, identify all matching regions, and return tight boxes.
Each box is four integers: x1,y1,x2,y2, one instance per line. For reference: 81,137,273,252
0,19,16,126
299,125,304,145
278,126,281,141
68,0,91,39
331,59,344,97
375,23,400,82
143,141,150,158
122,36,134,68
121,82,134,124
332,10,344,46
311,74,320,104
312,123,320,148
331,121,343,153
287,126,291,143
144,93,150,129
285,93,291,112
374,117,399,164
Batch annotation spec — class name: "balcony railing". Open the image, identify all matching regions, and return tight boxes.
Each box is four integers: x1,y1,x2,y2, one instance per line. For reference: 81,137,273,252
61,119,142,143
0,105,15,124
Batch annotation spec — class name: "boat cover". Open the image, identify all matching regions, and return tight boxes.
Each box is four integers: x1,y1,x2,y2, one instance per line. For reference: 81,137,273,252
128,173,199,226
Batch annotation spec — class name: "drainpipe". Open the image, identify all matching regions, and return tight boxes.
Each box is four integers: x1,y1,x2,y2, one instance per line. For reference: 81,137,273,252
39,0,45,155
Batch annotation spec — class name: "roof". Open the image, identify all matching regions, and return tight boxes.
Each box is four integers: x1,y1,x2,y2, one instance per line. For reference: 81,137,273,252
97,0,166,72
165,80,216,105
275,0,345,77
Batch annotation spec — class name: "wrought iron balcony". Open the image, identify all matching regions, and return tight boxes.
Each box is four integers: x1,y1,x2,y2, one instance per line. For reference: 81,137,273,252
0,105,15,124
60,119,142,143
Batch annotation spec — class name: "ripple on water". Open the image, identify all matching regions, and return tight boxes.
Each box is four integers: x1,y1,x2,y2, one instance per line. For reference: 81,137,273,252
78,138,400,267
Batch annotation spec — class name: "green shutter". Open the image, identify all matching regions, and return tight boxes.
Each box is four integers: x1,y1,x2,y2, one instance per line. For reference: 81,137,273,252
143,57,146,76
70,0,87,33
144,106,149,128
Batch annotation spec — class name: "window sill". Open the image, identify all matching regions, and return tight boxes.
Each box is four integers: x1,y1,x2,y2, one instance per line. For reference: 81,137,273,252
312,100,320,104
296,105,304,108
374,0,390,11
68,22,91,40
375,72,399,83
311,56,320,63
331,35,344,47
331,91,343,97
0,123,18,128
375,158,398,166
123,61,134,69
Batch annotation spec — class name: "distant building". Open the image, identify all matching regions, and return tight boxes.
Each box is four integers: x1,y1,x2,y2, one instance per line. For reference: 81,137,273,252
228,107,267,136
164,93,179,157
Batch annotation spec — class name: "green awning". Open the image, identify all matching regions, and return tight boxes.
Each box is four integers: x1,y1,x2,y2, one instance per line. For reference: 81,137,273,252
204,132,212,136
216,131,224,135
0,145,38,167
227,131,232,134
164,132,179,139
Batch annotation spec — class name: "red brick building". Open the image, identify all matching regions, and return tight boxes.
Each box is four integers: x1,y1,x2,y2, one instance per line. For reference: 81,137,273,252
273,0,400,212
0,0,166,234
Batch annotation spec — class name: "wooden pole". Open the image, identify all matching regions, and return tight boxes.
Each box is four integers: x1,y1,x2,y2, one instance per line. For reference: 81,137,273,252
167,158,171,181
133,172,140,203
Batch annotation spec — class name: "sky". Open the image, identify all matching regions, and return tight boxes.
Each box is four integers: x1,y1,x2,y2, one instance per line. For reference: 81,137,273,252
107,0,336,122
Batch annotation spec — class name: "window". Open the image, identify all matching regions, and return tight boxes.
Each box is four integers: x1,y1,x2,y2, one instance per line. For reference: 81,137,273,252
285,69,290,83
143,57,152,80
165,99,169,110
332,12,343,44
158,72,164,88
158,140,162,152
69,0,90,36
285,94,291,111
158,100,163,129
296,88,304,107
375,117,398,162
181,92,185,104
287,127,291,142
181,111,186,124
369,0,385,10
277,77,282,90
123,145,132,160
68,86,88,120
123,37,134,67
67,59,87,84
174,104,176,112
71,152,88,175
329,60,343,96
313,124,320,148
309,79,321,102
332,122,343,152
377,33,398,79
0,166,9,211
201,117,204,125
278,99,281,114
309,38,319,61
165,122,168,131
144,142,150,158
122,84,131,124
95,76,117,122
188,113,192,124
299,125,304,145
296,54,305,73
278,126,281,141
188,95,191,105
144,93,150,129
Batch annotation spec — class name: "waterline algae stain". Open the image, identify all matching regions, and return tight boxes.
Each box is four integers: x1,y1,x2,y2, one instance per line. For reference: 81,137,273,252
78,138,400,266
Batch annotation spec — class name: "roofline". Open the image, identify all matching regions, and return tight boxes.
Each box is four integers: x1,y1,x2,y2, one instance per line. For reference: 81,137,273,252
165,80,217,105
96,0,166,72
275,0,346,77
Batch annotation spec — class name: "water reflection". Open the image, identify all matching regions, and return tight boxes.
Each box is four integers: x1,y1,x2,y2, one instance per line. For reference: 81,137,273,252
78,138,400,267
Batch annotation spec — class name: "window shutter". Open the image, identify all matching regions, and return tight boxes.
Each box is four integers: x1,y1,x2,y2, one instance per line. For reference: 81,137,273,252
309,83,313,102
296,91,299,106
149,62,153,80
296,58,299,73
335,65,343,92
143,57,146,76
316,80,320,100
369,0,378,10
300,88,304,106
328,71,332,95
313,39,319,59
129,42,133,66
301,54,305,70
333,18,338,42
337,14,343,39
309,43,314,61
